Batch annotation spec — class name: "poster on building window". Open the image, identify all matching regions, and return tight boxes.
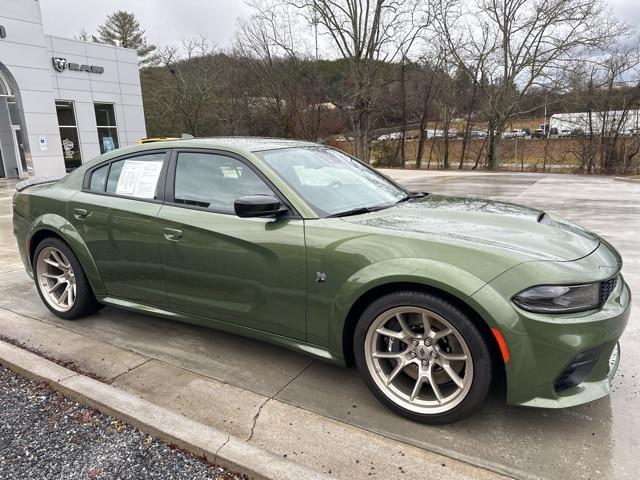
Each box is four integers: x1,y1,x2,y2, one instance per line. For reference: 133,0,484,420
102,136,115,152
62,139,74,159
115,160,163,198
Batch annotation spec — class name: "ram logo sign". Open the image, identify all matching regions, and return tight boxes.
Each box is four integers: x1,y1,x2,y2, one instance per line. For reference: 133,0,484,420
52,57,67,72
52,57,104,74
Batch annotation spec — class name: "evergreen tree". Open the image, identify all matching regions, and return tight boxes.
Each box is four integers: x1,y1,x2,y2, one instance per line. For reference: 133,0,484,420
96,11,158,67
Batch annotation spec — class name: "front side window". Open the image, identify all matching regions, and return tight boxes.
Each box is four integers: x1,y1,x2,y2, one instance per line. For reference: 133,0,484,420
87,152,165,199
256,147,407,216
56,101,81,171
94,103,119,154
174,152,273,213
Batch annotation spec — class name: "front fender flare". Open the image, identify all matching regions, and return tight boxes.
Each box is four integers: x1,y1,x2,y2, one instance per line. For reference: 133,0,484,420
326,257,489,358
28,214,105,295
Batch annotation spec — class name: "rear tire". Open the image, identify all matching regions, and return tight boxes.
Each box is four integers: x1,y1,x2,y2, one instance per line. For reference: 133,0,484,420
33,237,101,320
354,291,492,424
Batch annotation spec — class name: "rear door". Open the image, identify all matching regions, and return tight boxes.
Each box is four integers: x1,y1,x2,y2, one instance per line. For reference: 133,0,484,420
68,150,169,307
157,149,307,340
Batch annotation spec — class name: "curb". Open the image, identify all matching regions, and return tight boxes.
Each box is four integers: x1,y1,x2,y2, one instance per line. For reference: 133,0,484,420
0,340,330,480
613,176,640,183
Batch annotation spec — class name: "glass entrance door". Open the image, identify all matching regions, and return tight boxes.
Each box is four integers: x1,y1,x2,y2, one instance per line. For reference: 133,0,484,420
11,126,27,177
0,140,5,178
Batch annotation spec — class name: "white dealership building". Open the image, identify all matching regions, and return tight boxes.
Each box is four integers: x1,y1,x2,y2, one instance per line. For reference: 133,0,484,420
0,0,146,179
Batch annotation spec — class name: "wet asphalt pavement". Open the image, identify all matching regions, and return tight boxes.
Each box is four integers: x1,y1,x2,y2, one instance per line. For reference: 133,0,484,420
1,172,639,480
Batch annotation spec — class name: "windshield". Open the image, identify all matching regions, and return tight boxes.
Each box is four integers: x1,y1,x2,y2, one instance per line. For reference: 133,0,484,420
256,147,407,217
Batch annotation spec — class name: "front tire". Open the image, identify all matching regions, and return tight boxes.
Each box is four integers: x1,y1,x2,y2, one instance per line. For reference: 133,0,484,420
354,291,492,424
33,237,100,320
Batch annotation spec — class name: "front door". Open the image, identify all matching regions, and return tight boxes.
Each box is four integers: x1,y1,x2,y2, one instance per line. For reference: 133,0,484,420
157,150,307,340
11,126,27,177
68,150,169,307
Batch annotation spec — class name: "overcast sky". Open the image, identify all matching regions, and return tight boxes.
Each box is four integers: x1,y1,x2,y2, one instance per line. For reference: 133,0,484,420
39,0,639,50
39,0,251,49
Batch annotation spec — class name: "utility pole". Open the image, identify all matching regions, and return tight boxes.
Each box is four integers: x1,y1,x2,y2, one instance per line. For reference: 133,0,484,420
544,93,549,139
312,13,320,140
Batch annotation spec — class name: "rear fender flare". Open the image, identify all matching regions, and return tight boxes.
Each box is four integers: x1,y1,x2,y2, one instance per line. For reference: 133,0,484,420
27,214,105,295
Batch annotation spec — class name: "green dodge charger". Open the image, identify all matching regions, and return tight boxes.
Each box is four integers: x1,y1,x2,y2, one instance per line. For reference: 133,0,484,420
12,138,630,423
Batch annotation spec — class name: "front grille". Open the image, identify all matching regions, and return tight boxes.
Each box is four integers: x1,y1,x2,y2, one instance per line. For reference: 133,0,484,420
599,276,618,305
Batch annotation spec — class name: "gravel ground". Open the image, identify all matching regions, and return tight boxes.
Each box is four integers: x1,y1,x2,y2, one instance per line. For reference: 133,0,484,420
0,366,246,480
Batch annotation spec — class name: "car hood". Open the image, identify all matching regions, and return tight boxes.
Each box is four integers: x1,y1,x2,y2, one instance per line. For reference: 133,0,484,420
340,195,600,262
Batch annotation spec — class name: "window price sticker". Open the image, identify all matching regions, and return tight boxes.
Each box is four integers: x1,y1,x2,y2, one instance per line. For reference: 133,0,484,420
115,160,163,198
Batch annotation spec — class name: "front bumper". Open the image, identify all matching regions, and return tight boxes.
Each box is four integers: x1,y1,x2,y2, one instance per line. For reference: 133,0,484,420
468,241,631,408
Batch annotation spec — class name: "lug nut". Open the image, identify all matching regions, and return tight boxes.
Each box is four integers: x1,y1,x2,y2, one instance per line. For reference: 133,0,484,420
421,359,428,366
412,339,419,346
424,339,432,346
430,351,438,358
410,352,417,358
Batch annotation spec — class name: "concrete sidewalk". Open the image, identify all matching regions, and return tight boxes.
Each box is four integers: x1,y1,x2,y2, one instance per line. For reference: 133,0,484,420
1,172,639,480
0,306,503,480
0,340,329,480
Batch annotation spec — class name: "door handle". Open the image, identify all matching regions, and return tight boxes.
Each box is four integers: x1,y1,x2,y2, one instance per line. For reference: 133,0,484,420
163,227,183,241
73,208,89,220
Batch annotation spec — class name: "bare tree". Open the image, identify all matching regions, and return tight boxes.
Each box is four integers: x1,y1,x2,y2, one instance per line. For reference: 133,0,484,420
234,1,319,139
288,0,428,162
457,62,482,169
415,53,444,168
563,39,640,174
436,0,627,169
154,37,220,136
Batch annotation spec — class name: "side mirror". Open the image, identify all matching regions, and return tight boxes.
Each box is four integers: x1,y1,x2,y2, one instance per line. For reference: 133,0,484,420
234,195,286,218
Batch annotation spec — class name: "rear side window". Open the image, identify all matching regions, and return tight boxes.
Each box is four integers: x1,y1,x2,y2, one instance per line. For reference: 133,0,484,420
86,152,166,199
173,152,273,213
89,164,108,192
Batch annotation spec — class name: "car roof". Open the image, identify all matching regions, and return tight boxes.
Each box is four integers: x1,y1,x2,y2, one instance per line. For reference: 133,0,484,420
151,136,319,152
77,136,325,175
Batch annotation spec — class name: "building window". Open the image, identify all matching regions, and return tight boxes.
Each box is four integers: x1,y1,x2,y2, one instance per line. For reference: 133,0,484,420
94,103,119,154
55,101,82,171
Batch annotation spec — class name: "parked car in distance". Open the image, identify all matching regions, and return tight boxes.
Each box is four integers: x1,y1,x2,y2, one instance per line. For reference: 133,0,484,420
532,125,559,138
502,129,528,139
13,137,630,424
138,137,179,144
377,133,403,141
468,130,487,139
425,129,445,139
559,129,572,138
532,129,545,139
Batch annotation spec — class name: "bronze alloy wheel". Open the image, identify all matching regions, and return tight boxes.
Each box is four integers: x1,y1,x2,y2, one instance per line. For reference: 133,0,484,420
364,306,474,414
32,237,101,320
36,246,77,312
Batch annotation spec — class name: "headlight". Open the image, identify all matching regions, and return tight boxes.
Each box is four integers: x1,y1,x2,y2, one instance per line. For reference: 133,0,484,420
513,283,600,313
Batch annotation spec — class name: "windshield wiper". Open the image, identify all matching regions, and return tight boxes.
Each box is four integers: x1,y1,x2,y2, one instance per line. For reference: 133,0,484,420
327,205,389,218
396,192,427,203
